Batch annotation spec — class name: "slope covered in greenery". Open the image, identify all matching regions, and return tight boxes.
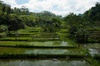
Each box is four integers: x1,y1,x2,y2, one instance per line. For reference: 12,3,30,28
0,1,100,42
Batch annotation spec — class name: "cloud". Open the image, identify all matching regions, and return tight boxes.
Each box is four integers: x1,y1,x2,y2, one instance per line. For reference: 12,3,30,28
1,0,100,16
1,0,16,6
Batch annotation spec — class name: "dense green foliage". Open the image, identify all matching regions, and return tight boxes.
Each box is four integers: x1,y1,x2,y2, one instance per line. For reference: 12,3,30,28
0,1,61,32
64,3,100,42
0,1,100,42
84,2,100,21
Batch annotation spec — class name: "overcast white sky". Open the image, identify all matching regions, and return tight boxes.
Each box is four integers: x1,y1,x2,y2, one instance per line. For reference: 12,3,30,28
1,0,100,16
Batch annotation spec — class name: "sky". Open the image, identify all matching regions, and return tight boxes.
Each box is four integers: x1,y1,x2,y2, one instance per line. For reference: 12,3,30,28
1,0,100,16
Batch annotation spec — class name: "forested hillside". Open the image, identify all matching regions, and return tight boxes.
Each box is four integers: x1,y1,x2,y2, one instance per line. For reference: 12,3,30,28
0,1,100,43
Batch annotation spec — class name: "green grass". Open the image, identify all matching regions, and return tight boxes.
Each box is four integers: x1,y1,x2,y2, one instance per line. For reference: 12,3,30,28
0,47,85,56
0,41,75,47
0,41,28,46
65,38,78,47
0,47,27,54
85,57,100,66
59,29,68,33
0,36,60,41
18,27,42,34
0,37,32,41
25,48,85,55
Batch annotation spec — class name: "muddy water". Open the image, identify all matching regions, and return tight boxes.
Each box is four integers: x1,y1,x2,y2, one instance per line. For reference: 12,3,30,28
0,59,90,66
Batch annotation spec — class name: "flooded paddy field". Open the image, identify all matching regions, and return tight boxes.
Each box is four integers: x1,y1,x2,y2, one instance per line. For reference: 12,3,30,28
79,43,100,56
0,59,90,66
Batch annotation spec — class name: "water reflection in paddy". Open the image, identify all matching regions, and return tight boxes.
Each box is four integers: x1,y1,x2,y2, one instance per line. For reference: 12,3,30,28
29,41,72,47
0,59,90,66
79,43,100,56
89,48,100,56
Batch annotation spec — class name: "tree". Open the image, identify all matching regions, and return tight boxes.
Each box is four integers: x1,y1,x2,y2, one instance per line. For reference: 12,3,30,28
8,14,25,37
83,2,100,21
20,6,29,15
6,5,11,14
64,13,82,37
75,28,89,43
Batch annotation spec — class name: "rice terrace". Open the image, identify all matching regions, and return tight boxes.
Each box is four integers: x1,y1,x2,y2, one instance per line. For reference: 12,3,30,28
0,0,100,66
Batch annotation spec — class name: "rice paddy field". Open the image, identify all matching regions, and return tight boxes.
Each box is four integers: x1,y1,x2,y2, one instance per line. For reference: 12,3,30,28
0,27,100,66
